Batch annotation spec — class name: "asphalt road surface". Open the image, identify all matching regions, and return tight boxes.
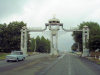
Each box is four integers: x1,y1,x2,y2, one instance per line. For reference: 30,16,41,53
0,53,100,75
41,53,100,75
0,54,57,75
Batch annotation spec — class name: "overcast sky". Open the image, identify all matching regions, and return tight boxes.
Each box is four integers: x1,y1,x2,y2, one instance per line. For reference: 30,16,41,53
0,0,100,51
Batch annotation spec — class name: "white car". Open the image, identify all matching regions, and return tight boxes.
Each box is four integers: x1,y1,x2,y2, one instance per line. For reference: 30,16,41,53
6,51,26,62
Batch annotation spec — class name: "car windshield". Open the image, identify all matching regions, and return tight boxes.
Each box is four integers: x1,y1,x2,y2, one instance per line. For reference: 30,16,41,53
11,51,22,55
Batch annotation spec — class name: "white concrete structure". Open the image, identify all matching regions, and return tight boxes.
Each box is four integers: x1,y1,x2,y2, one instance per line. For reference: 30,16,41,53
99,56,100,60
82,26,89,57
21,26,47,56
21,17,89,56
61,25,89,57
45,17,63,56
21,26,27,56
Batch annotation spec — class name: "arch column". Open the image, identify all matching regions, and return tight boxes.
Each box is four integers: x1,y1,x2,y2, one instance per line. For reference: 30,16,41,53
24,28,27,55
82,26,89,57
21,25,47,55
50,31,53,55
21,29,24,52
21,26,28,56
56,31,58,50
50,30,59,56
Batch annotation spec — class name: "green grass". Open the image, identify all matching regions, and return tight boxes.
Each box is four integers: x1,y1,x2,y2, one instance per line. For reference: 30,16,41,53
27,52,34,55
0,52,33,60
0,53,10,60
97,62,100,64
88,57,100,65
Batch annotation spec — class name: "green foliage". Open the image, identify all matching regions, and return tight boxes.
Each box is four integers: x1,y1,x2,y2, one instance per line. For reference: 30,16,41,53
30,36,50,53
30,38,35,52
71,43,78,51
0,21,50,53
0,21,26,52
72,21,100,52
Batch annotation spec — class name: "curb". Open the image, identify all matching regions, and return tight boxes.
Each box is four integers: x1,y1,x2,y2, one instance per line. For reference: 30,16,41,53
79,56,100,65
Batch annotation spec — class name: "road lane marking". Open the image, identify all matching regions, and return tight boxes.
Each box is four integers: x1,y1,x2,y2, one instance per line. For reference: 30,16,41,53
58,54,65,59
40,54,66,75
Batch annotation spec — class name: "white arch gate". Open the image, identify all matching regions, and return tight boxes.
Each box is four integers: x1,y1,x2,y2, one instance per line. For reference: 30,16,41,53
21,17,89,57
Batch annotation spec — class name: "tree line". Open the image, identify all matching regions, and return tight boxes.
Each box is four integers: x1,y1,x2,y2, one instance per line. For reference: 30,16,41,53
0,21,26,52
1,20,99,53
0,21,50,53
72,21,100,52
29,36,50,53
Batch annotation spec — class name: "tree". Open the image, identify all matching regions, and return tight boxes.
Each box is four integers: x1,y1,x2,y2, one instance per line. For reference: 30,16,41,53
46,39,50,53
72,21,100,52
0,23,7,51
30,38,35,52
40,36,50,53
36,36,41,52
71,43,78,51
30,36,50,53
0,21,26,52
39,36,46,53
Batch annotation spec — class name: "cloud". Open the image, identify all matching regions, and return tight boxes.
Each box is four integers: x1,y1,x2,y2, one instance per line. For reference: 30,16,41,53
0,0,100,51
1,0,100,26
58,32,74,51
0,0,28,19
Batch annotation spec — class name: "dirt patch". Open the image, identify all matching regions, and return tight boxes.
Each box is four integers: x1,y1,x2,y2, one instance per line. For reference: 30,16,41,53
90,52,100,58
87,57,100,65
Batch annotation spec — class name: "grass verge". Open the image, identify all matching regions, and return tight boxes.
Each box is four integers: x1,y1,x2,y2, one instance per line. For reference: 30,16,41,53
87,57,100,65
0,53,10,60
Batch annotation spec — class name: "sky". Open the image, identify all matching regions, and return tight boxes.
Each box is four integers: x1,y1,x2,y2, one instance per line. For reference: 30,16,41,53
0,0,100,51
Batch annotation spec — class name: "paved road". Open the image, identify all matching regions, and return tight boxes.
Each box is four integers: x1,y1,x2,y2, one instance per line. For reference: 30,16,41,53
42,53,100,75
0,53,100,75
0,54,56,75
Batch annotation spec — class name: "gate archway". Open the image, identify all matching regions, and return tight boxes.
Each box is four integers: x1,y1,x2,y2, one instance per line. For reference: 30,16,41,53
21,17,89,57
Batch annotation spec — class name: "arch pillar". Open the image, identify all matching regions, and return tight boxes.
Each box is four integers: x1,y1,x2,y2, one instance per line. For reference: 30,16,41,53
50,30,59,56
21,26,27,56
82,25,89,57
